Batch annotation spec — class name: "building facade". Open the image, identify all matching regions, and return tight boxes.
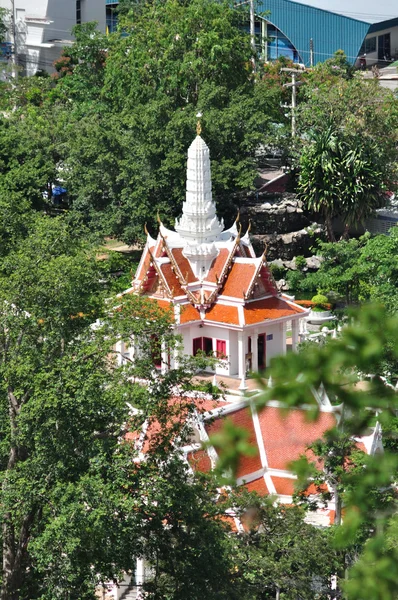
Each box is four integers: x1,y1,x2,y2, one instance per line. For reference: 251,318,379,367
360,17,398,66
0,0,107,76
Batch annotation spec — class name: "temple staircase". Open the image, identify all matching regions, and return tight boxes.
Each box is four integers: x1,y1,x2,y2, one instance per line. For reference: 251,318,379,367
120,585,139,600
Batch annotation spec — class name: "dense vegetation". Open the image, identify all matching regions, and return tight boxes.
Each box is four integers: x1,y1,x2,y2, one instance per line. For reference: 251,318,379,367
0,1,397,599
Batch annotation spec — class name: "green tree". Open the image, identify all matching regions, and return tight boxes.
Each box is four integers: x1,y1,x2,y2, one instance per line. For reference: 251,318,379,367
295,230,398,314
229,492,339,600
257,305,398,600
0,214,232,599
0,8,7,43
62,0,275,242
296,77,398,240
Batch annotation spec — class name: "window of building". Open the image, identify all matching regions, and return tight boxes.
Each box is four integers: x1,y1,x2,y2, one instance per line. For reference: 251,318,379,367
360,36,376,55
193,337,213,356
216,339,226,358
267,24,301,63
76,0,81,25
16,8,25,21
106,7,118,34
266,334,273,341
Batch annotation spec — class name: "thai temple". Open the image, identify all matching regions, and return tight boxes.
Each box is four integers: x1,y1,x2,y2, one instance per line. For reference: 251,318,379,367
126,127,307,388
108,128,383,600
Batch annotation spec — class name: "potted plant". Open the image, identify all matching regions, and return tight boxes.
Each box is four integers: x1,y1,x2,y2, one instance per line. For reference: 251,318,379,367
307,293,334,324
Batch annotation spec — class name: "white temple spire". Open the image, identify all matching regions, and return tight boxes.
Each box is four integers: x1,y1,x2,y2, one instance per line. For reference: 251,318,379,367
174,128,224,279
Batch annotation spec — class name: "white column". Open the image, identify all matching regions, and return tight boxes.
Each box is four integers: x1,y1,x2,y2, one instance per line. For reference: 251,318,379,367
115,340,124,366
292,320,299,352
238,331,247,391
252,330,259,373
161,340,168,374
281,323,287,356
136,558,144,598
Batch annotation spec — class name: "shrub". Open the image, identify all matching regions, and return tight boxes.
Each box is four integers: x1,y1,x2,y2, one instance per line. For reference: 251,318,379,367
311,293,329,306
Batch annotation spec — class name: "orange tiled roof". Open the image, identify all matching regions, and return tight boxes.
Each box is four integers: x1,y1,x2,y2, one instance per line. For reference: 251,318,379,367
243,297,303,325
257,406,336,471
272,477,295,496
245,477,269,495
187,449,212,473
207,248,231,283
205,304,240,325
170,248,196,283
180,304,201,324
135,246,153,282
160,263,185,297
206,408,262,480
221,262,256,299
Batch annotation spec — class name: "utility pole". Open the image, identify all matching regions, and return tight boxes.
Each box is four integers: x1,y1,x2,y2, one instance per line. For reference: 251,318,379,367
281,67,303,137
309,38,314,67
10,0,17,79
249,0,255,53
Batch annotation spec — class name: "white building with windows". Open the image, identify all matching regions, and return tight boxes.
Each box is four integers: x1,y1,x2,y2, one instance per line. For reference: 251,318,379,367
0,0,107,76
124,130,308,389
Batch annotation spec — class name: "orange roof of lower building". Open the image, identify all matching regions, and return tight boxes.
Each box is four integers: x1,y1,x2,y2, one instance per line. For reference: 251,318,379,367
245,477,269,495
272,477,296,496
205,304,240,325
206,407,262,480
243,297,303,325
187,449,212,473
257,406,336,471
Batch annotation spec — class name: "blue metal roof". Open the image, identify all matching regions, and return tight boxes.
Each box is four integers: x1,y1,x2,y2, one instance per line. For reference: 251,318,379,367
256,0,371,65
368,17,398,34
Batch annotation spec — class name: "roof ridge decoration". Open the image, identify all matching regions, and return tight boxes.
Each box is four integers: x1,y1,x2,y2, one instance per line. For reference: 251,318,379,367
158,231,198,305
147,247,174,299
205,230,242,307
244,244,279,300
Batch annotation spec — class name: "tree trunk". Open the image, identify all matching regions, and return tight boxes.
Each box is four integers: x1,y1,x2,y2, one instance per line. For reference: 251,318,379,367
1,389,28,600
340,223,350,241
324,214,336,242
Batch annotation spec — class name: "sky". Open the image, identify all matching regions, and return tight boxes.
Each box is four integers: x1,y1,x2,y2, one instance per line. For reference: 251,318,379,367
294,0,398,23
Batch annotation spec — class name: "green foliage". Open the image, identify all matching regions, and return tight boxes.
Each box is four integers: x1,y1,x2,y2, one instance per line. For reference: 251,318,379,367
0,8,7,43
0,214,231,599
228,491,339,600
311,293,328,306
294,230,398,312
295,255,306,270
296,77,398,240
257,305,398,596
56,0,276,242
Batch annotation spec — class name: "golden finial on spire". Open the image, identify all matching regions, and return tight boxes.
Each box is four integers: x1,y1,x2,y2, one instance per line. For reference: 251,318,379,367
196,111,202,136
156,211,162,225
235,210,240,223
144,222,149,236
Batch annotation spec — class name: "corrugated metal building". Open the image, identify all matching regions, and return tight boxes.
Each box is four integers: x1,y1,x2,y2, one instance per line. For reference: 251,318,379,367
256,0,371,65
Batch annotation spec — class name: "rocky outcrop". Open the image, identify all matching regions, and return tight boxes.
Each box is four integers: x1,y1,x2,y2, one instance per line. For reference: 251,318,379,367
253,226,324,261
241,192,324,262
241,193,312,235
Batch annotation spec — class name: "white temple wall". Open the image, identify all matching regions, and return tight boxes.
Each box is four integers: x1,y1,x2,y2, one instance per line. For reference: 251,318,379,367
227,330,238,376
264,322,285,366
179,324,237,376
